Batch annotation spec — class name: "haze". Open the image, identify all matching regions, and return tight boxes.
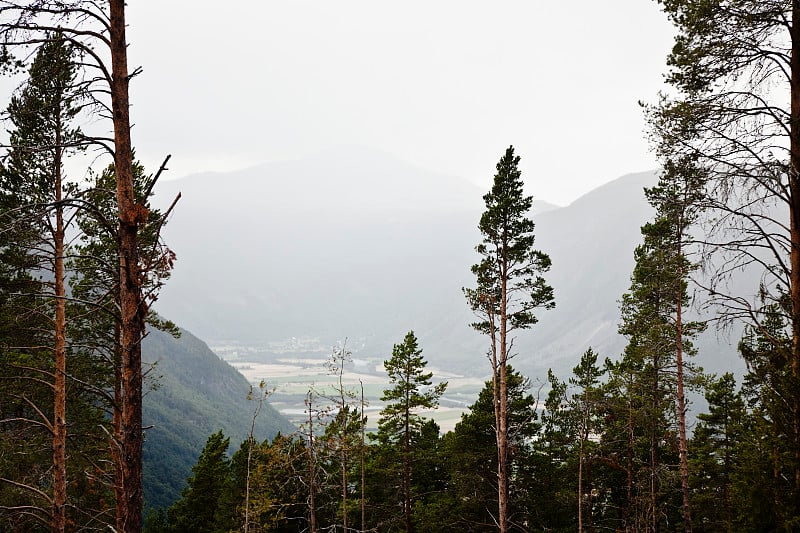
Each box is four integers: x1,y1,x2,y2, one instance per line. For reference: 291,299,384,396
126,1,675,205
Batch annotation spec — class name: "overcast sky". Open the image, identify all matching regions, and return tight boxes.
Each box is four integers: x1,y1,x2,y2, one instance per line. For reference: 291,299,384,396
125,1,675,206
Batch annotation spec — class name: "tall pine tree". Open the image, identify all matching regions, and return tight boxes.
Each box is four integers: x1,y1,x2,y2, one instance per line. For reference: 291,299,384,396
464,145,554,533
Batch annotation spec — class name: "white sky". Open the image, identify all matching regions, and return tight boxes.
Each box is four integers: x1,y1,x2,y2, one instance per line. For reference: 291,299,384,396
125,1,675,206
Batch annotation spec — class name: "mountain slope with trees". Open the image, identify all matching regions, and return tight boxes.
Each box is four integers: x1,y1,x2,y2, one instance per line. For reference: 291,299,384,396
142,325,294,511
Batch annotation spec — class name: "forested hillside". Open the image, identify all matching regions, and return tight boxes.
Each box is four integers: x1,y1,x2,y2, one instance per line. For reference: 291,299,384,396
142,326,293,511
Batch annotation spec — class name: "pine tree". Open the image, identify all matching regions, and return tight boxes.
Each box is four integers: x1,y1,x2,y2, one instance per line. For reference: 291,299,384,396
464,145,554,533
168,431,230,533
0,3,168,529
615,158,705,532
648,2,800,521
71,160,176,528
736,307,797,529
644,156,706,531
376,331,446,533
570,348,604,532
689,373,744,532
0,35,106,531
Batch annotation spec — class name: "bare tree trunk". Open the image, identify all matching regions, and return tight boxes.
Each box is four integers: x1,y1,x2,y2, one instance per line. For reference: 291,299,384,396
52,133,66,533
497,264,509,533
244,385,265,533
109,2,146,531
339,361,348,533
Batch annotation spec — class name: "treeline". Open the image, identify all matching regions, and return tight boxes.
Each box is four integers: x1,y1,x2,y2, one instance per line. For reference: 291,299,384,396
147,337,787,533
151,139,797,532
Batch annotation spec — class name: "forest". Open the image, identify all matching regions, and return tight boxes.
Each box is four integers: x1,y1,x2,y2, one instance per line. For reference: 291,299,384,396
1,1,800,533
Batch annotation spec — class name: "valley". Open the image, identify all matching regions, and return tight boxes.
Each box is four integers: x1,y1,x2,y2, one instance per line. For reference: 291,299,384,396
214,341,485,433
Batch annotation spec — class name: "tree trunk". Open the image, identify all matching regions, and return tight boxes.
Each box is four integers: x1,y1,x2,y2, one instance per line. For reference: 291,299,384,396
497,262,509,533
110,2,146,531
52,132,66,533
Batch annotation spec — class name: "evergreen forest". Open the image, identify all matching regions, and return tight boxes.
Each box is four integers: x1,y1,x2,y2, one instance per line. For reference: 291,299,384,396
1,2,800,533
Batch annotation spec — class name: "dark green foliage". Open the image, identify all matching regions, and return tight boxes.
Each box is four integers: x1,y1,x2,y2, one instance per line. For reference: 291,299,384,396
464,145,554,533
465,145,554,334
168,430,230,533
378,331,446,444
524,370,575,531
603,155,707,531
689,372,744,533
735,309,798,531
650,2,800,524
142,326,294,511
569,348,605,532
3,35,83,212
439,367,539,532
0,36,115,530
376,331,446,532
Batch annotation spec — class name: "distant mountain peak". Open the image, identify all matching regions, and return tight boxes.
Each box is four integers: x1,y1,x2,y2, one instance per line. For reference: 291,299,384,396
533,200,562,216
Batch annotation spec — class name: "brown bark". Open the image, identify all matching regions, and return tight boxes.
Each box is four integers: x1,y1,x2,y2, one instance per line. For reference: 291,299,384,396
791,1,800,519
109,1,146,531
52,127,66,533
497,257,509,533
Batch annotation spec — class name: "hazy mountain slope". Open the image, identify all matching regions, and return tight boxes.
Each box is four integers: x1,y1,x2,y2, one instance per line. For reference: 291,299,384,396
526,172,658,371
142,326,294,510
151,151,743,381
152,147,484,352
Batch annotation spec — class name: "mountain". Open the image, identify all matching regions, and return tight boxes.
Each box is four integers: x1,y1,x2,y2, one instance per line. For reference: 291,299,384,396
142,325,294,510
151,149,744,382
